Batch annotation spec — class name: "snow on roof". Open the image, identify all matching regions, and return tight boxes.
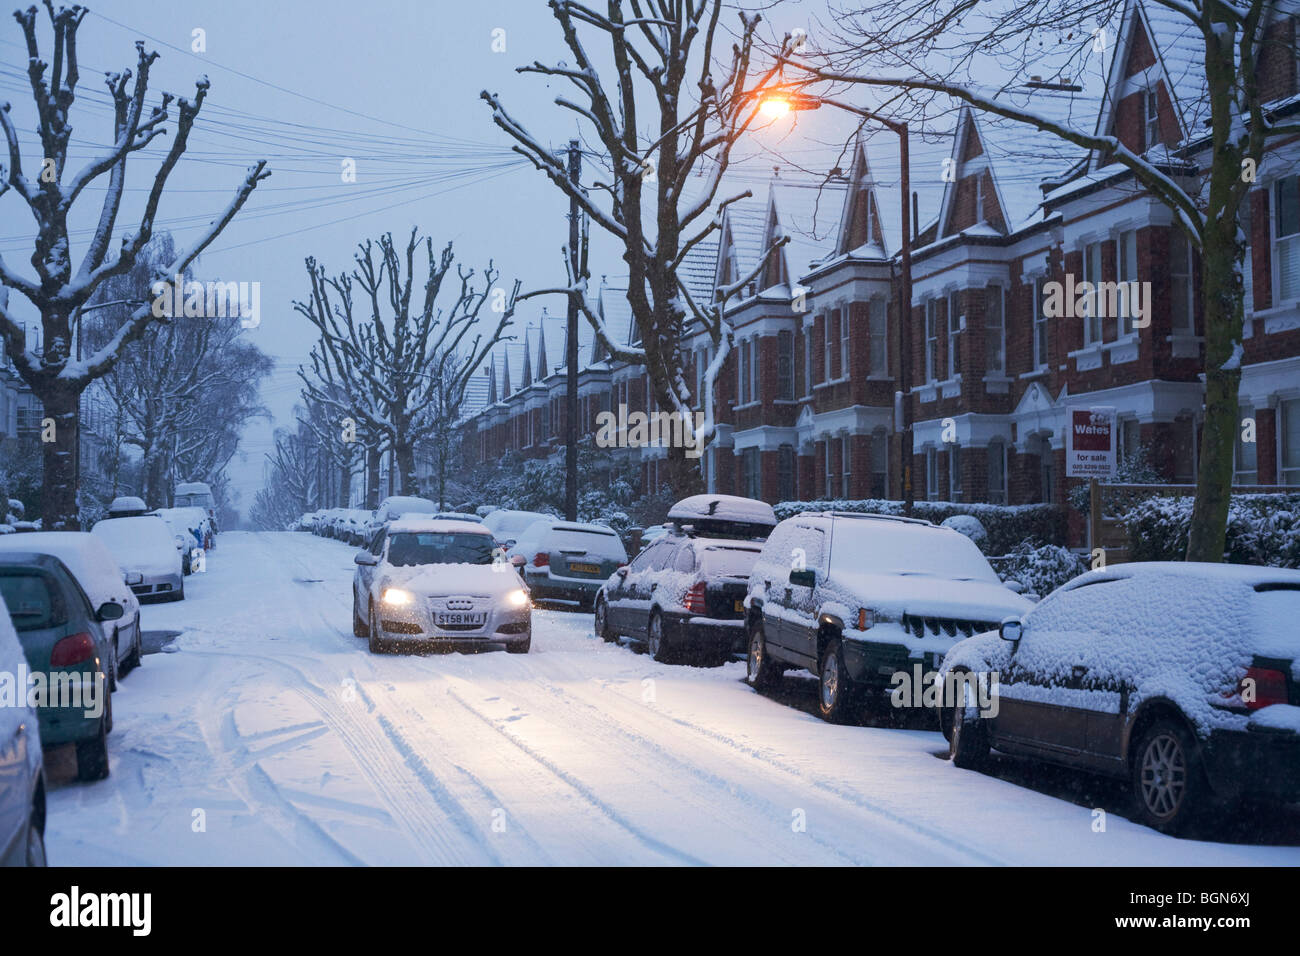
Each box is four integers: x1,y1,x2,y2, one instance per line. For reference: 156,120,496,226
719,197,768,289
0,531,140,611
385,517,490,535
1139,1,1209,144
769,180,846,277
596,280,635,351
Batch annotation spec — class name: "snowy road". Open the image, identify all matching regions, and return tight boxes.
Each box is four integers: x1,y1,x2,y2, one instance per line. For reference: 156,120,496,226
41,532,1300,865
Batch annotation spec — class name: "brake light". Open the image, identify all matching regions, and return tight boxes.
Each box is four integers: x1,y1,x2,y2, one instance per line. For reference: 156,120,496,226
685,581,707,614
1239,667,1289,710
533,552,550,568
51,632,96,667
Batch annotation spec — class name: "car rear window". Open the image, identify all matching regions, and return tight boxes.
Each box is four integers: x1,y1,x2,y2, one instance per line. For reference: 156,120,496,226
0,572,64,631
700,546,761,578
1253,585,1300,658
550,527,627,560
388,532,494,567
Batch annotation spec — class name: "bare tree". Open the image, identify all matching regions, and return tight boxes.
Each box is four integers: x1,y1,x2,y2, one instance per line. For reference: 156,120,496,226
787,0,1297,560
481,0,788,493
0,3,269,529
295,230,518,497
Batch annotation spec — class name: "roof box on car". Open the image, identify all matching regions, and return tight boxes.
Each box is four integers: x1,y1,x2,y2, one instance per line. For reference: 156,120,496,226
666,495,777,541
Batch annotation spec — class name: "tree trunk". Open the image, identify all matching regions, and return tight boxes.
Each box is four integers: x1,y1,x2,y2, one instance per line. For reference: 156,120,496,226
1186,210,1242,562
395,442,417,497
338,462,351,508
365,447,380,509
40,386,80,531
662,443,703,499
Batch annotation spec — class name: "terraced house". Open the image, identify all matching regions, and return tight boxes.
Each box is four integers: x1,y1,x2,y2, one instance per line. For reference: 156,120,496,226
458,0,1300,535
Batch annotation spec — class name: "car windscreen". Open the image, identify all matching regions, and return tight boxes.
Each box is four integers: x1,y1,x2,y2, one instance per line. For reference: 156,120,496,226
387,532,494,567
828,524,1000,582
0,572,64,631
700,545,761,577
550,527,627,560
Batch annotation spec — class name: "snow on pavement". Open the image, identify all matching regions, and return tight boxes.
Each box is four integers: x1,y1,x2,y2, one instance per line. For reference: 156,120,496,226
42,531,1300,865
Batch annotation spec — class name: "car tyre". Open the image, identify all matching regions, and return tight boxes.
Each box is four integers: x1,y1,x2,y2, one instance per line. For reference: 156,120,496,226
948,671,991,770
25,814,46,867
353,594,368,638
506,635,531,654
121,618,143,673
368,603,386,654
107,637,118,692
594,596,617,643
1131,717,1208,835
648,611,674,664
76,700,111,782
817,636,857,724
746,616,781,690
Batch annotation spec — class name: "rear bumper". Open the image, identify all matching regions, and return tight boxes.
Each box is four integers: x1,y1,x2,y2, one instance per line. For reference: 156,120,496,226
1202,726,1300,800
523,571,604,601
661,614,745,653
31,670,109,745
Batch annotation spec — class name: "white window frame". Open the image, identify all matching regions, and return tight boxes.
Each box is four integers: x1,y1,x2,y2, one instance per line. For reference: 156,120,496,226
1235,404,1258,485
736,339,747,404
803,326,813,397
987,442,1007,504
948,443,962,500
1170,229,1195,334
1034,277,1049,370
1082,242,1103,345
839,308,850,380
925,299,939,383
1145,87,1160,149
824,440,834,495
925,447,938,500
823,312,834,383
1281,398,1300,486
1117,229,1140,336
870,428,888,497
749,338,758,403
1274,176,1300,304
868,298,888,377
947,291,962,379
841,434,852,498
984,284,1005,375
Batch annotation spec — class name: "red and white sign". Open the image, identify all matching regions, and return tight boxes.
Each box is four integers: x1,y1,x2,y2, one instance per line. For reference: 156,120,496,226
1066,406,1116,479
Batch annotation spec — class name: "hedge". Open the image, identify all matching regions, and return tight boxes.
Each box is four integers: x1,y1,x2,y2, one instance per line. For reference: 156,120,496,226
1122,493,1300,568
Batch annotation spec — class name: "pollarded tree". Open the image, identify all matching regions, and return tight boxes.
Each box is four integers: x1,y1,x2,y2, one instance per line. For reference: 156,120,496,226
295,230,518,497
788,0,1300,561
481,0,788,494
0,3,269,529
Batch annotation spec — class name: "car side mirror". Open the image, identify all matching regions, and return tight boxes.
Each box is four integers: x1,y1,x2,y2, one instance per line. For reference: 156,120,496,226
615,566,628,578
510,554,525,568
124,571,143,586
999,616,1024,642
354,550,378,566
789,568,816,588
97,601,125,622
1002,579,1025,594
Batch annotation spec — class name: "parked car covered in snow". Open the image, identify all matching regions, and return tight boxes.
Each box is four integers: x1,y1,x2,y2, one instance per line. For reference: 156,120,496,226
596,532,762,665
940,562,1300,834
351,517,531,654
480,509,554,551
509,519,627,609
91,515,185,602
106,495,149,518
154,506,210,573
745,512,1032,723
0,532,143,687
0,603,46,864
362,496,439,541
0,552,119,781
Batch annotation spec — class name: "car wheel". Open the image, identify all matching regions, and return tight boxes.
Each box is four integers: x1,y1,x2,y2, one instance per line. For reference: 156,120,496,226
76,703,111,782
594,597,617,643
948,671,990,769
368,603,385,654
506,635,531,654
1131,717,1208,835
352,593,368,638
648,611,674,664
746,617,781,690
25,814,46,867
103,687,113,735
122,619,143,673
107,636,118,692
817,636,856,724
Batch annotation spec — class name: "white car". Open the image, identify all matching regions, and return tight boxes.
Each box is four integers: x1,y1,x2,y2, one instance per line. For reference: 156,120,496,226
744,512,1033,723
362,495,439,542
0,532,144,685
91,515,185,602
508,519,628,609
481,509,554,551
0,607,44,865
351,517,531,654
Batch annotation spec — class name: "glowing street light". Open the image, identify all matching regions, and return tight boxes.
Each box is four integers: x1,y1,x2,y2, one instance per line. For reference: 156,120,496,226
758,96,792,119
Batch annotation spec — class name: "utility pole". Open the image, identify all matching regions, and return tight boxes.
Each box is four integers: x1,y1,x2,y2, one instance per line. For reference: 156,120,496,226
899,124,915,517
564,139,581,522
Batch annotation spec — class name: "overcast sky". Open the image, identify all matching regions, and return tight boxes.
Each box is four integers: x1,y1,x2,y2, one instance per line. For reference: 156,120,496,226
1,0,948,515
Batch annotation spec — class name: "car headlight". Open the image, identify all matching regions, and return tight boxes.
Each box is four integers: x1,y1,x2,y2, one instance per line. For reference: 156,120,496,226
381,587,414,606
507,588,529,608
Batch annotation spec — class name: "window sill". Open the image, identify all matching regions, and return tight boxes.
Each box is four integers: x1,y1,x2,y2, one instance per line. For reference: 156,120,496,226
734,400,762,411
865,374,893,382
1019,367,1049,380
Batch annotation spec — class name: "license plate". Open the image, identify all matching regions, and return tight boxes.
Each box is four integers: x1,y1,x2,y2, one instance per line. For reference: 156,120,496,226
436,612,487,627
734,600,744,613
570,562,600,574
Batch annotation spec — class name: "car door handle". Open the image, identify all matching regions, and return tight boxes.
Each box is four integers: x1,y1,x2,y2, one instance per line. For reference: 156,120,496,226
1071,665,1088,679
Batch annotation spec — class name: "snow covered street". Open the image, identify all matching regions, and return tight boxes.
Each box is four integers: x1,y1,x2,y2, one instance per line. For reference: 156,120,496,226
39,532,1300,866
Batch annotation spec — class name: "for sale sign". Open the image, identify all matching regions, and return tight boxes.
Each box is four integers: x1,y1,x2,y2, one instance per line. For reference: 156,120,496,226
1066,406,1117,479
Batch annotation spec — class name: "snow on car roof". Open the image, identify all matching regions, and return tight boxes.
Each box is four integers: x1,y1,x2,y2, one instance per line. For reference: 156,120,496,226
1072,561,1300,589
385,517,493,535
0,531,137,609
666,494,777,527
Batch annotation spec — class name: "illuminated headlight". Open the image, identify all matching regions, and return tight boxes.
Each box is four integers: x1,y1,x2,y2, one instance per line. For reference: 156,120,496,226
381,588,414,606
507,589,529,608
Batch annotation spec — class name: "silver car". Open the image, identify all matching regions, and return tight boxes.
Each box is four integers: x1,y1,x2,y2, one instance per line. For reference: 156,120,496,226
0,605,45,865
352,518,531,654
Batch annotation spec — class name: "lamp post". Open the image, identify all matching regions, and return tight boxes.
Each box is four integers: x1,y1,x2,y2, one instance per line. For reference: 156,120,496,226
758,93,914,514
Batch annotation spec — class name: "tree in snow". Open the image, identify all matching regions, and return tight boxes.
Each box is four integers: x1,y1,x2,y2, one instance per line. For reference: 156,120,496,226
0,4,269,530
294,230,518,497
786,0,1300,561
481,0,788,494
83,234,272,509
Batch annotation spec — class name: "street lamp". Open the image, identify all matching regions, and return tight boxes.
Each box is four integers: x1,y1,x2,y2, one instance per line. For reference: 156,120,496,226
755,92,915,514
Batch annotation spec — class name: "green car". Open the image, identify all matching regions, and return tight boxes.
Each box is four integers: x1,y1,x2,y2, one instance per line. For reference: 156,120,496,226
0,552,122,782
